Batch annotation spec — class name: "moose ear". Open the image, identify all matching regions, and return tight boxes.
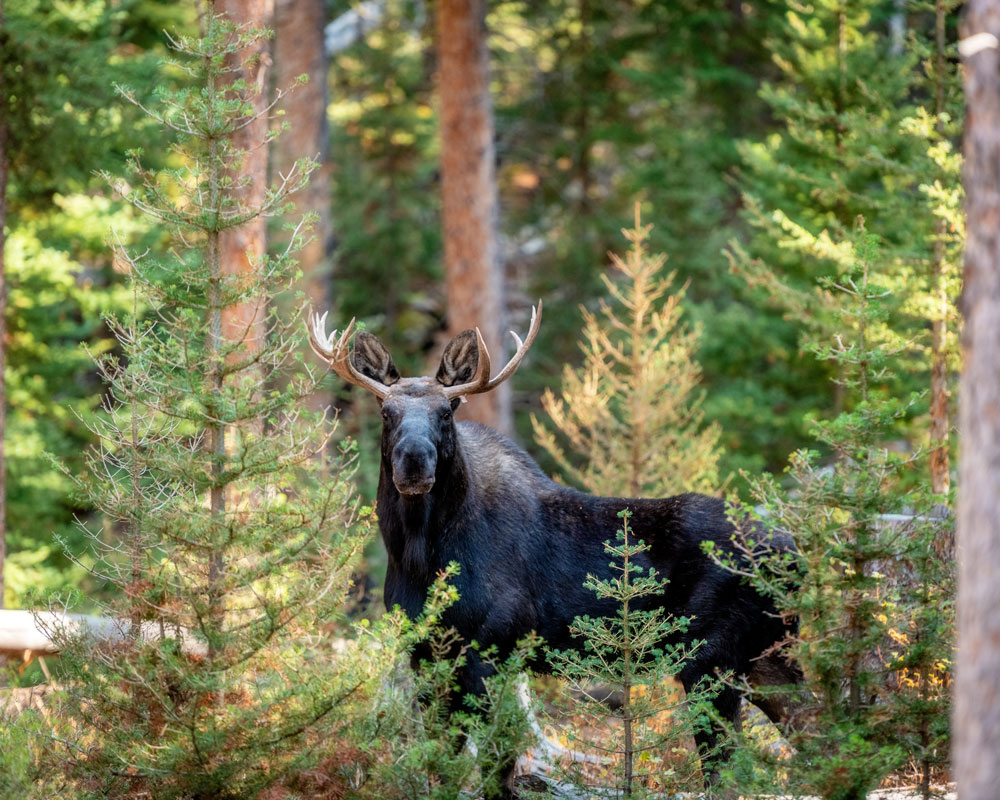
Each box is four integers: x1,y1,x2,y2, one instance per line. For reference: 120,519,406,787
351,331,401,386
436,329,480,388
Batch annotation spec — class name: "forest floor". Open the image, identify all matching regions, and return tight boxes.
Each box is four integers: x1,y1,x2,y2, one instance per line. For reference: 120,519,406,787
511,774,957,800
3,683,955,800
517,679,955,800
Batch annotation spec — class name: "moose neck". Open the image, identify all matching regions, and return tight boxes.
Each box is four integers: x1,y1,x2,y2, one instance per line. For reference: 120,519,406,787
376,440,471,582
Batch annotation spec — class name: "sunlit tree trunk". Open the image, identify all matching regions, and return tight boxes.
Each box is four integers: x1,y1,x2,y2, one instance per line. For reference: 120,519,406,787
207,0,274,659
218,0,273,360
274,0,332,413
956,3,1000,796
437,0,510,433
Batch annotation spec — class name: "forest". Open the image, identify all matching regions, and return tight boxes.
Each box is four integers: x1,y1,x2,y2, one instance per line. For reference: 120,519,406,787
0,0,998,797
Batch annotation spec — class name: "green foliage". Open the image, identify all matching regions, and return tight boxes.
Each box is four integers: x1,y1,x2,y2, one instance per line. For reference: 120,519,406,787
4,194,152,607
2,0,180,606
0,707,61,800
44,13,373,798
893,0,963,496
726,0,911,465
543,510,721,797
358,563,538,800
728,0,964,482
488,2,782,480
709,229,954,799
328,0,441,368
533,208,722,497
2,0,182,202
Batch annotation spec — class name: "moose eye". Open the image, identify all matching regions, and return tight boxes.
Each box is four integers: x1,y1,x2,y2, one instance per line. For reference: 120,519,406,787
439,407,452,422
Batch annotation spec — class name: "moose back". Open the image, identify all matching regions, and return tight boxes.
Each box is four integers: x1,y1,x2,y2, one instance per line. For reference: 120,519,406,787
308,303,799,789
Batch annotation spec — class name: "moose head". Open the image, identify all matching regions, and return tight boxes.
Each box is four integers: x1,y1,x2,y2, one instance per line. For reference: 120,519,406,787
307,303,542,496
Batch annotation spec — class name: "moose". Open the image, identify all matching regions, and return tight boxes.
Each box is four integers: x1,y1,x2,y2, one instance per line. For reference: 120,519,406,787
308,303,800,796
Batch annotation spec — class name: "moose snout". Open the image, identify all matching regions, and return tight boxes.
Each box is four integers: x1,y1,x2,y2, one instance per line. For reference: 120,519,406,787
391,438,438,495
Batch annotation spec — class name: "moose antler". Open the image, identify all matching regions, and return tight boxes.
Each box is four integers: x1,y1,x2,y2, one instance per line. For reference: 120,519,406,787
441,301,543,401
307,311,392,400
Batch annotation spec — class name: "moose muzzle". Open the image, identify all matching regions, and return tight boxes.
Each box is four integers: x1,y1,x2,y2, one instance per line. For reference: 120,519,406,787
391,437,438,495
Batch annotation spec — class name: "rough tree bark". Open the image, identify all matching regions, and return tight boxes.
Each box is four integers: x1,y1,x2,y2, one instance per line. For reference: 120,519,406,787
218,0,273,359
955,4,1000,797
436,0,510,434
207,0,273,659
273,0,332,413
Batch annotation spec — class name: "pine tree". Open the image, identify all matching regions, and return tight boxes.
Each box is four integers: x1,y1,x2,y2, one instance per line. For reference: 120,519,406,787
543,510,719,797
729,0,964,492
896,0,963,503
47,11,372,797
533,207,721,498
711,227,954,800
727,0,923,462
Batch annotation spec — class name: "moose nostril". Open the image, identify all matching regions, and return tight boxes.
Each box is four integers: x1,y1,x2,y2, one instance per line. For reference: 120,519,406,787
394,439,436,467
392,438,438,493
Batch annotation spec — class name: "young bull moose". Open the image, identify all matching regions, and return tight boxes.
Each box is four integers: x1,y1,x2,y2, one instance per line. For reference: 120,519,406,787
308,303,799,796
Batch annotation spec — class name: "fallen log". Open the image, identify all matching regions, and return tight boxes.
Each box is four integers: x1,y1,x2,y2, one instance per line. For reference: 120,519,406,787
0,609,207,661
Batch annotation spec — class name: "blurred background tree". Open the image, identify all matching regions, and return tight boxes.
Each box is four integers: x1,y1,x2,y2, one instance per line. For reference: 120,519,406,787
1,0,187,607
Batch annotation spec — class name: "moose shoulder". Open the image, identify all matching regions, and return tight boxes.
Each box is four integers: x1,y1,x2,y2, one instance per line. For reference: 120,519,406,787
308,303,799,792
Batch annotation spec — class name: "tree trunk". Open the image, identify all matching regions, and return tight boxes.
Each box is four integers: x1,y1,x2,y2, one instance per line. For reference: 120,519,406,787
218,0,273,360
208,0,273,661
955,5,1000,797
273,0,332,413
436,0,510,433
929,0,951,500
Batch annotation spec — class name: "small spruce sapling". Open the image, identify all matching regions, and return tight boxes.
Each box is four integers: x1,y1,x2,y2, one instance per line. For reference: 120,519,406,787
544,510,721,798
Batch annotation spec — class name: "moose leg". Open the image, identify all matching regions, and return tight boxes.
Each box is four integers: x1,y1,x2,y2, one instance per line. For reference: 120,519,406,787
453,650,522,800
746,650,806,731
681,666,742,796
